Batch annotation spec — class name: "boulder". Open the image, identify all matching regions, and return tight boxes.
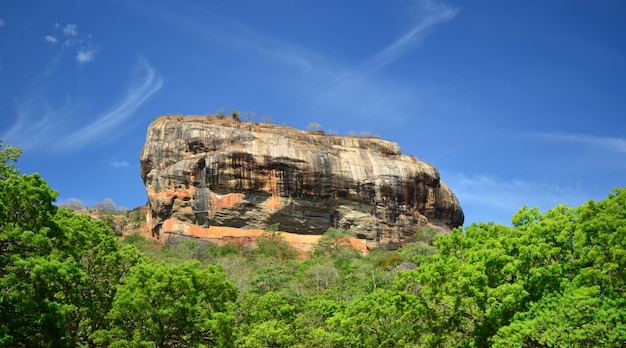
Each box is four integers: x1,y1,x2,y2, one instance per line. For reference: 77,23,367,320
140,115,463,250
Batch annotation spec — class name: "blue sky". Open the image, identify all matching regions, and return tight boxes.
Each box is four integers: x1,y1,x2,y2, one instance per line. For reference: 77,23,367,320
1,0,625,226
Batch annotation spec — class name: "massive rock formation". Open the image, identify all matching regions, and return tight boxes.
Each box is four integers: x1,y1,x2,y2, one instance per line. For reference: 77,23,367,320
140,115,463,250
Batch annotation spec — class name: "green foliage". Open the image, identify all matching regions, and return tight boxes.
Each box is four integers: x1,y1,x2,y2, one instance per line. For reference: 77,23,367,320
235,291,297,347
299,259,340,295
493,285,626,347
255,224,298,261
367,248,404,270
130,209,145,225
292,295,345,347
328,289,422,347
101,261,237,347
249,262,298,295
3,138,626,347
393,188,626,346
313,227,360,259
397,241,436,265
0,140,21,180
231,110,240,121
0,179,142,346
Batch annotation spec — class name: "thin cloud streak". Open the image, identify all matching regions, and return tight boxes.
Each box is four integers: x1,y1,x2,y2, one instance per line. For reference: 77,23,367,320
535,132,626,153
111,161,129,168
139,1,456,123
448,173,587,225
3,60,163,153
151,6,331,75
365,0,459,73
54,60,163,151
4,99,66,151
320,0,459,120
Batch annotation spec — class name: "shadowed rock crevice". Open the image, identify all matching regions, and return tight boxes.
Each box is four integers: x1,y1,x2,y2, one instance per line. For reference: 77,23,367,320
140,115,464,249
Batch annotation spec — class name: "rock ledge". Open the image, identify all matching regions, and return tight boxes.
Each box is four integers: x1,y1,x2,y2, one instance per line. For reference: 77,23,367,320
140,115,463,250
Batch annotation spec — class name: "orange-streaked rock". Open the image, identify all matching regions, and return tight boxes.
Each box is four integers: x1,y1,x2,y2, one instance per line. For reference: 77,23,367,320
141,115,464,250
160,219,370,255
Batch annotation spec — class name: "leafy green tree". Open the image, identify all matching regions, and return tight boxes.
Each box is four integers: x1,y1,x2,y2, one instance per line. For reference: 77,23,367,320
394,188,626,347
231,110,240,121
493,188,626,347
235,291,298,347
395,220,562,346
249,262,297,295
292,295,345,347
328,288,422,347
493,285,626,347
0,140,21,180
53,210,145,345
396,241,436,266
0,141,143,347
255,224,298,261
300,260,340,295
313,228,360,259
0,168,64,346
216,253,256,293
101,261,237,347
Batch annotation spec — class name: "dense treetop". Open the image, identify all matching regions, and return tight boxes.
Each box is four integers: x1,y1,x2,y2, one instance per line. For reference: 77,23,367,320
1,139,625,347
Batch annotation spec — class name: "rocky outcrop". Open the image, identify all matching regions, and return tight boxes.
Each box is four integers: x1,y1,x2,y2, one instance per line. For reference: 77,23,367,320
140,115,463,250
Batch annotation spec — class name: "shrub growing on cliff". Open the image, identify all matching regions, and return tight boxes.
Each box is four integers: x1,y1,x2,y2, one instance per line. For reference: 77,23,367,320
231,110,241,122
313,228,359,259
241,111,256,123
255,224,298,262
307,122,322,132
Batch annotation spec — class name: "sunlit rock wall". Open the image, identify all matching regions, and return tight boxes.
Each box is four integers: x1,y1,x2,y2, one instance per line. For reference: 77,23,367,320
140,115,464,249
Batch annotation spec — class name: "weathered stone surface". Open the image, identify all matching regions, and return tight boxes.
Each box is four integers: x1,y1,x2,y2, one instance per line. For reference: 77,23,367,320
140,115,463,250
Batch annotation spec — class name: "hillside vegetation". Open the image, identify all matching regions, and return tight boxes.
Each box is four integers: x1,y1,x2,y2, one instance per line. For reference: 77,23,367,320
1,140,625,347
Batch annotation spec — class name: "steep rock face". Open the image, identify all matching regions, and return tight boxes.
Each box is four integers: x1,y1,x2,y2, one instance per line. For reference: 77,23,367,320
140,116,464,249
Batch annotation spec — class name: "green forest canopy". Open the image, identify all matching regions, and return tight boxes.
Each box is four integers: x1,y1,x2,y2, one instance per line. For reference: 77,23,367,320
1,140,625,347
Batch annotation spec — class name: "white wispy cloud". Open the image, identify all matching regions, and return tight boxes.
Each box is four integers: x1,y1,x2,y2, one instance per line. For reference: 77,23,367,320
54,60,163,150
2,60,163,153
45,35,58,44
111,160,129,168
534,132,626,153
63,23,77,36
364,0,459,73
137,0,457,125
44,23,97,67
318,0,459,122
447,172,589,225
76,47,96,63
3,96,70,151
0,18,6,27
